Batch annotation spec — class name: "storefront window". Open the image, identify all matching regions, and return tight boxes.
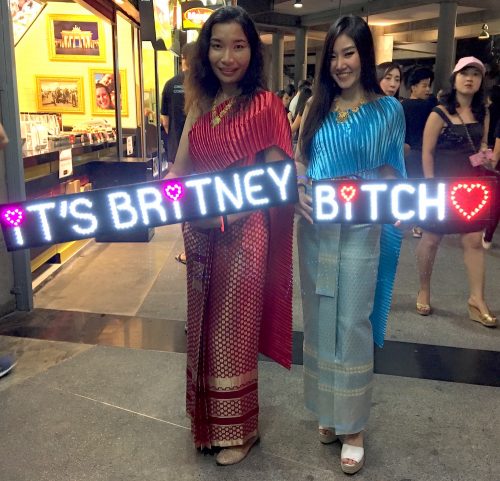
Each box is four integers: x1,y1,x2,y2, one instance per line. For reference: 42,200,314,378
14,1,117,153
116,11,140,158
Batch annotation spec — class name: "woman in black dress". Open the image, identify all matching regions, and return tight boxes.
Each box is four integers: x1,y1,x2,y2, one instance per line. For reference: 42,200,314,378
415,57,496,327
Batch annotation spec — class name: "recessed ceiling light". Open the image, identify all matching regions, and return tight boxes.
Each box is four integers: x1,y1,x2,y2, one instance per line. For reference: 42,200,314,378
294,0,303,8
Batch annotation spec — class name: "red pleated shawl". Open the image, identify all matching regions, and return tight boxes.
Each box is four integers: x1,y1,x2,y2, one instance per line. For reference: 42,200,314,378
188,90,295,369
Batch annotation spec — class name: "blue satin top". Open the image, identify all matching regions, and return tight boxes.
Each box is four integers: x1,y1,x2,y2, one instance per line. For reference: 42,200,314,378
307,95,407,347
307,96,406,180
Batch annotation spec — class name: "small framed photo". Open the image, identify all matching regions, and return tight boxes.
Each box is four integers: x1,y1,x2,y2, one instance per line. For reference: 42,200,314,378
89,69,128,117
47,14,106,62
35,76,85,113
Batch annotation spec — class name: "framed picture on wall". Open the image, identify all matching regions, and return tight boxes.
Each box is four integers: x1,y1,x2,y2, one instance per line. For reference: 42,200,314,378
47,14,106,62
35,76,85,114
89,69,128,117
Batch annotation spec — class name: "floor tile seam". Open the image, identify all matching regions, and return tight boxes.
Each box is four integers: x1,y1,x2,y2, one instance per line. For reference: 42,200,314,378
260,448,336,476
88,343,188,357
39,382,191,431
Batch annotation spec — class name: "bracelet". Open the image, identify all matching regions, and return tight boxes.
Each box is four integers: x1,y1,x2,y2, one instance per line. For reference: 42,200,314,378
220,214,228,232
297,182,307,192
296,175,308,181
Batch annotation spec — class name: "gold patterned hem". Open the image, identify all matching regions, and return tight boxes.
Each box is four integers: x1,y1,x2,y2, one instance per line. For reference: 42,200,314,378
207,369,258,390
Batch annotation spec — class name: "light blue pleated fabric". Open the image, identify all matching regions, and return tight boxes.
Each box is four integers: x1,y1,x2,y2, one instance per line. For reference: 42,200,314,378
306,96,406,347
299,96,406,433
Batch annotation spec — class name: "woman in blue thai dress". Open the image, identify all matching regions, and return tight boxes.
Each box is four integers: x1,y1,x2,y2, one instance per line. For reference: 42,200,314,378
295,15,406,474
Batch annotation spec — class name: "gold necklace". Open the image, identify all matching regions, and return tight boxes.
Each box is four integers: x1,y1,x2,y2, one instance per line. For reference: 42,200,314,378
211,95,235,127
333,96,366,123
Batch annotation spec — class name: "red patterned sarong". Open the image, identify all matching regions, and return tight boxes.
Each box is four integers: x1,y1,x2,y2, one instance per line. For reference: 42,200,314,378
184,91,294,448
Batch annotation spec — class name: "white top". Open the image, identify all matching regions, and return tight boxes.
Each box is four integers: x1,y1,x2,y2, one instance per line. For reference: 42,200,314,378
288,94,299,117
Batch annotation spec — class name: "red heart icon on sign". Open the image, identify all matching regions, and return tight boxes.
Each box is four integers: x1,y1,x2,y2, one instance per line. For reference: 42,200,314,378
2,208,24,227
340,185,357,203
450,183,490,220
163,182,185,202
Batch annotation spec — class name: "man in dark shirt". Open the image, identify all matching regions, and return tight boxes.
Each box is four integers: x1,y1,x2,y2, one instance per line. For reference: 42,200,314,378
160,42,195,169
402,67,437,237
160,43,195,266
402,67,437,161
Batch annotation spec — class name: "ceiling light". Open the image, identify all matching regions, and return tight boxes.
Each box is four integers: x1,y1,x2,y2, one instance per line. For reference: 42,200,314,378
294,0,303,8
478,23,490,40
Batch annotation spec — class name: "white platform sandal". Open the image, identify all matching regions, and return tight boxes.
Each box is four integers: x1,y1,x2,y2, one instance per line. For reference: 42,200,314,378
340,443,365,474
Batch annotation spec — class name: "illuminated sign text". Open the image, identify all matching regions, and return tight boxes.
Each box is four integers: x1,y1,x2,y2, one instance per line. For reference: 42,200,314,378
0,161,296,251
313,178,496,225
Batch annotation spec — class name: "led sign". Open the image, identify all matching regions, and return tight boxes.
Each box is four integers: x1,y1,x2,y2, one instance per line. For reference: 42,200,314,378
313,178,497,225
0,161,296,251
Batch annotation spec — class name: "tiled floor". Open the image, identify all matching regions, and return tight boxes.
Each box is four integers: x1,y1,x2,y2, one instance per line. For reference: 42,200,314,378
0,338,499,481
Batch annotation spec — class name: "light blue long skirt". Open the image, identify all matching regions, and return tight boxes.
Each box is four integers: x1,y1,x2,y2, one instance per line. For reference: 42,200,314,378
297,218,380,435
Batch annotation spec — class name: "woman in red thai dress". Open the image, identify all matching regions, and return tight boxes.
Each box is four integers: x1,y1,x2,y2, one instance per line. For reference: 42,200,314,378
167,6,294,465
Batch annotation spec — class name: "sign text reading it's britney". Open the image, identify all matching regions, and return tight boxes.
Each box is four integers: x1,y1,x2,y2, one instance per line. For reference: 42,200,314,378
0,161,296,251
313,177,497,225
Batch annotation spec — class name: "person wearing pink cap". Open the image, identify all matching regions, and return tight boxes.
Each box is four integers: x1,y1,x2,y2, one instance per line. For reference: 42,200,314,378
415,56,497,327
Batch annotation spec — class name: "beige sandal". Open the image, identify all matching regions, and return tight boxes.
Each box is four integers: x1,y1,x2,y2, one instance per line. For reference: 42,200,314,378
215,435,260,466
318,426,338,444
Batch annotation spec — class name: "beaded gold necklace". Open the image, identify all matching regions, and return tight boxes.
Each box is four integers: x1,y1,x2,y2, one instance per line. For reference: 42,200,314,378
333,96,366,123
211,95,235,127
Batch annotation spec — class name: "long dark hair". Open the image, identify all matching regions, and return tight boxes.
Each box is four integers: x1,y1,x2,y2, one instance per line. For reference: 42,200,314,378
439,71,486,124
299,15,382,162
376,61,403,98
184,6,266,114
294,87,313,118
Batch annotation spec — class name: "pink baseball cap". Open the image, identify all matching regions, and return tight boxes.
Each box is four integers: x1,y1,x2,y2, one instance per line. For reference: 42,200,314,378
452,56,486,76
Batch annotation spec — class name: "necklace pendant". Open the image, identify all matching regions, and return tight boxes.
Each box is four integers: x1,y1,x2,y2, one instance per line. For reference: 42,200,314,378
336,111,348,123
212,116,221,126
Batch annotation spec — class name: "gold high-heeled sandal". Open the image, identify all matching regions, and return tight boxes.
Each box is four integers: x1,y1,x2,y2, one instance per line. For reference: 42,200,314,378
468,304,497,328
416,302,432,316
416,291,432,316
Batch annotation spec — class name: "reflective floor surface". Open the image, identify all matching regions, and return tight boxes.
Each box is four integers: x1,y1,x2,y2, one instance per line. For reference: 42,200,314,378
1,307,499,387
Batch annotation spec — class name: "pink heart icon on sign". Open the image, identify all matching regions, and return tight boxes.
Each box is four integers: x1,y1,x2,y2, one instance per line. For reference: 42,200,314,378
163,182,185,202
340,184,357,203
2,207,25,227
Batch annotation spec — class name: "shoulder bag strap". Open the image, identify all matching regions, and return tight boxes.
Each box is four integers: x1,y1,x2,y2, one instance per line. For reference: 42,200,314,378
432,107,453,126
455,111,478,154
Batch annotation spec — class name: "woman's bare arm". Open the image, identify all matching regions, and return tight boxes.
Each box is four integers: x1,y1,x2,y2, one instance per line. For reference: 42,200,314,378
294,101,313,223
421,111,445,178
